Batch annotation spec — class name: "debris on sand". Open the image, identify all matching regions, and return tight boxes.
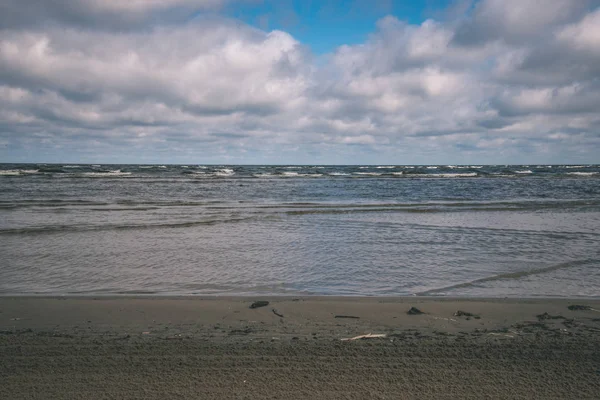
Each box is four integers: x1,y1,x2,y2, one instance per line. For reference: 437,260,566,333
341,333,387,341
568,305,591,311
567,305,600,312
249,301,269,309
272,309,284,318
454,310,481,319
229,327,253,335
334,315,360,319
537,312,565,320
407,307,424,315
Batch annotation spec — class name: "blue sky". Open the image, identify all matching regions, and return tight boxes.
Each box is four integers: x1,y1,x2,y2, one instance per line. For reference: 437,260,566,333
223,0,454,54
0,0,599,164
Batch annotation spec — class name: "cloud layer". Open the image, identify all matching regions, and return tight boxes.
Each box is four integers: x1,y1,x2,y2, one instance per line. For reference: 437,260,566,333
1,0,599,163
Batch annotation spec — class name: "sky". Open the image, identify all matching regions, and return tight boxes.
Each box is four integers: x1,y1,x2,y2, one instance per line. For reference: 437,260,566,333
0,0,599,165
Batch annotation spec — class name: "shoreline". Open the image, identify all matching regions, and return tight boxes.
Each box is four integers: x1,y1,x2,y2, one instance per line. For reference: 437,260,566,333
3,293,600,299
2,297,600,399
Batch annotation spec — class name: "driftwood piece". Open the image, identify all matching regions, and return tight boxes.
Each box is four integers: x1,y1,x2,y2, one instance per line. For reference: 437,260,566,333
272,309,284,318
249,301,269,309
341,333,387,341
568,305,600,312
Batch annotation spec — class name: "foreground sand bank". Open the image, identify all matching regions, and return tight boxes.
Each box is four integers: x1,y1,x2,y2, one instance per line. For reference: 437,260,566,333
2,297,600,399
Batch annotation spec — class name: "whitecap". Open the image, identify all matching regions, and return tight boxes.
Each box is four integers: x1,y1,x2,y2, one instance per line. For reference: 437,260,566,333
566,172,598,176
81,170,132,177
428,172,478,178
0,170,22,176
215,168,234,176
0,169,39,176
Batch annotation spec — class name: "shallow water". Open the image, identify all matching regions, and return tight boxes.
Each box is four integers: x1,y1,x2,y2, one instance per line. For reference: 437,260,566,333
1,164,599,297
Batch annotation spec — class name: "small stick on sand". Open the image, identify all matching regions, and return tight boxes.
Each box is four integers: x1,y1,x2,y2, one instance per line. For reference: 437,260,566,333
341,333,387,341
431,316,457,322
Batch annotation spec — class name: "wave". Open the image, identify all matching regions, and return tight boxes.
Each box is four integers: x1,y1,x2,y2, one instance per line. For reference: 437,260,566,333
426,172,477,178
415,259,597,296
401,172,478,178
1,164,599,180
567,172,598,176
79,170,132,177
3,198,597,210
215,168,235,176
0,216,266,235
0,169,39,176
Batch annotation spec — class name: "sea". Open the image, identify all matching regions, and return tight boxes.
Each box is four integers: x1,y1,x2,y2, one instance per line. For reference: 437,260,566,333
1,163,599,298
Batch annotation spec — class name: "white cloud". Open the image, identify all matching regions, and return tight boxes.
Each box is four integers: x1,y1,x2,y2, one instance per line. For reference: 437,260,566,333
557,8,600,51
1,0,599,164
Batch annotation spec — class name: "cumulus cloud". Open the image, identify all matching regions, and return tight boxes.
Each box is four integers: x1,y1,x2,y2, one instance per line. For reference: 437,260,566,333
452,0,593,45
0,0,599,163
0,0,240,30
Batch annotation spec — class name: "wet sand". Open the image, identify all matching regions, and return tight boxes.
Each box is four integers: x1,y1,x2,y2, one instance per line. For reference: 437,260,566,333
1,297,600,399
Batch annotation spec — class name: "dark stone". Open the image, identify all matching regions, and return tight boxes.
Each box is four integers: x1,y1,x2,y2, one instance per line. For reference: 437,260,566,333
407,307,425,315
249,301,269,309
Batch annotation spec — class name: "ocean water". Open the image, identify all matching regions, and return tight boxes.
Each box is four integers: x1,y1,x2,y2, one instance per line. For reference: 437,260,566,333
1,163,599,297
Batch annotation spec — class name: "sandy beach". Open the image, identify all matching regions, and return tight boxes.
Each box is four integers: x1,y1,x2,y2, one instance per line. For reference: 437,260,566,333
1,296,599,399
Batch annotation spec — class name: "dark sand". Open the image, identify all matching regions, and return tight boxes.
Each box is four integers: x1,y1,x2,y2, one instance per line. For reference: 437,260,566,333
2,297,600,399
